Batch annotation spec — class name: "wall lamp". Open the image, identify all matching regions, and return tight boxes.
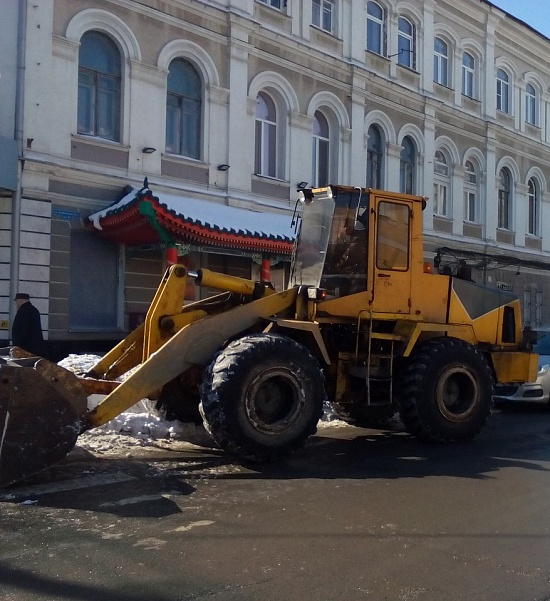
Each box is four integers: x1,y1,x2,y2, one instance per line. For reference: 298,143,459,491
217,164,230,171
142,146,157,154
297,181,309,189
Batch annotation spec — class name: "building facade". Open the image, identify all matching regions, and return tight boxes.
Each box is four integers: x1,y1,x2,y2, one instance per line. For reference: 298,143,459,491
2,0,550,357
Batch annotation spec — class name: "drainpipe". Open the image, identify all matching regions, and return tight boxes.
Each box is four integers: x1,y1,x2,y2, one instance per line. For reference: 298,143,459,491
8,0,27,341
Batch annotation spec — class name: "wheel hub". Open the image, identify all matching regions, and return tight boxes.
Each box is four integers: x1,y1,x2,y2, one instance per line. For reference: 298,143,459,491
435,366,479,422
245,367,304,434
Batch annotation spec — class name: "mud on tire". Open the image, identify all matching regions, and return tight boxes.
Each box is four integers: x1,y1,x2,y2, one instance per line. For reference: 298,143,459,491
199,333,326,462
395,337,493,442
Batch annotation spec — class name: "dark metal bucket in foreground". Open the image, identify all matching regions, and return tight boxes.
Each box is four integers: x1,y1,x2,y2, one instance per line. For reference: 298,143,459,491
0,358,88,488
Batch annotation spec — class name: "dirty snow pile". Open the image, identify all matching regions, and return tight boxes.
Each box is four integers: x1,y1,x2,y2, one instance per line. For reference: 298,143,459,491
58,354,213,454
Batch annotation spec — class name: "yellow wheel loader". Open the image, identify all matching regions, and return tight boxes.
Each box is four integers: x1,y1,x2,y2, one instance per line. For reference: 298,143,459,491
0,186,538,487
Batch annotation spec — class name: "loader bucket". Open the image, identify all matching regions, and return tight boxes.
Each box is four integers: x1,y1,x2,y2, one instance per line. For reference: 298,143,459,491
0,359,88,488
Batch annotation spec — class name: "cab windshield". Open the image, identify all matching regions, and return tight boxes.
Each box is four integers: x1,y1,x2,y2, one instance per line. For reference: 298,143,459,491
289,187,368,296
289,191,334,288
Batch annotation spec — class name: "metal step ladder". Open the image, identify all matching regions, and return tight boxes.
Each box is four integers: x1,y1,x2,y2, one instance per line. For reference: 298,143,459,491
360,312,405,405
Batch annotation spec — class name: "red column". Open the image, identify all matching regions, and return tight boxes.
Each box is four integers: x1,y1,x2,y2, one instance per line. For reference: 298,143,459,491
260,258,271,282
166,246,178,266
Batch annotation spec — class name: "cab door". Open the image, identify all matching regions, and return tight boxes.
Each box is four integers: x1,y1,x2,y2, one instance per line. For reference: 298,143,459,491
370,196,413,314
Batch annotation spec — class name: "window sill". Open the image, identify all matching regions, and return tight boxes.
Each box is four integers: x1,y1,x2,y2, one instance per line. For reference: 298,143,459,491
72,133,128,150
395,63,419,75
162,152,204,165
252,174,288,184
310,24,340,40
496,109,513,118
365,49,389,61
434,81,453,92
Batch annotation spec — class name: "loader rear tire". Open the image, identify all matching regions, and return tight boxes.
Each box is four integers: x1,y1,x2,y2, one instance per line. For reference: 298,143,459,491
395,337,493,442
199,333,326,462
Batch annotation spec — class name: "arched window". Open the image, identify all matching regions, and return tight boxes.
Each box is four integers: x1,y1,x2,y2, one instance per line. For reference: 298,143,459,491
528,178,540,236
255,92,277,177
399,136,416,194
498,168,512,230
312,111,329,187
78,31,121,141
434,37,448,86
367,1,385,55
462,52,475,98
366,124,383,189
166,59,202,159
496,68,510,113
526,83,537,125
463,159,479,223
433,150,450,216
397,17,415,69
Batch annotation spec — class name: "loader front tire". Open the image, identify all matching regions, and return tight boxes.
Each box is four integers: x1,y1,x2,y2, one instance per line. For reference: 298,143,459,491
396,337,493,442
200,333,326,462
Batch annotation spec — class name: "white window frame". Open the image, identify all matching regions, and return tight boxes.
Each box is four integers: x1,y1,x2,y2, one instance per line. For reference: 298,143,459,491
312,111,330,187
255,92,278,178
527,178,540,236
463,160,478,223
498,168,512,230
496,68,510,113
433,150,450,217
399,136,416,194
366,1,385,55
462,52,475,98
526,83,537,125
397,17,415,69
434,37,448,86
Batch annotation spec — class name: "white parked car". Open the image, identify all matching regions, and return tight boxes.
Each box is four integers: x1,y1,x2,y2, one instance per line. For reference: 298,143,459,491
493,330,550,405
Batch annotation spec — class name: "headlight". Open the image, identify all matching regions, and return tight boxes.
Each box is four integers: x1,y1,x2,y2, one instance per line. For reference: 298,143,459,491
538,363,550,376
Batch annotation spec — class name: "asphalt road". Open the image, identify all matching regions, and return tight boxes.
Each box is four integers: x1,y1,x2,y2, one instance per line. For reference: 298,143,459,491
2,404,550,601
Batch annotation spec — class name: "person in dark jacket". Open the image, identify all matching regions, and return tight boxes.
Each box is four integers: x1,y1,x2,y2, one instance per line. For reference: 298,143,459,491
12,293,44,356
